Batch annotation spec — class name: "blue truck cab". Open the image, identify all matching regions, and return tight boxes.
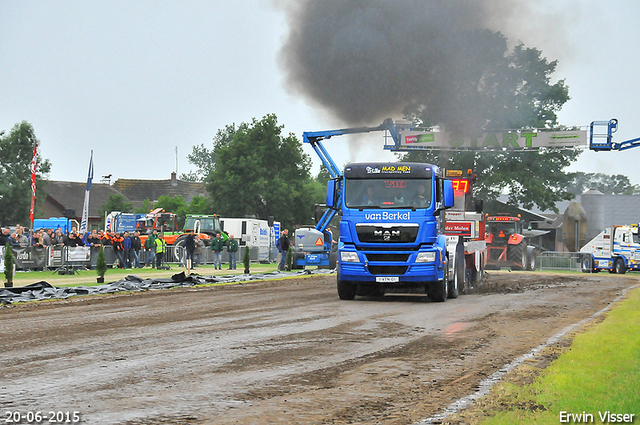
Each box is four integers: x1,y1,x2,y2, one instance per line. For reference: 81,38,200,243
335,162,454,301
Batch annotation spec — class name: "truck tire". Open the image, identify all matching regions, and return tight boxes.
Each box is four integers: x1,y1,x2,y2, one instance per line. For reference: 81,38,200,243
615,257,626,274
507,241,528,270
449,244,464,299
581,254,594,273
429,257,448,302
337,279,356,300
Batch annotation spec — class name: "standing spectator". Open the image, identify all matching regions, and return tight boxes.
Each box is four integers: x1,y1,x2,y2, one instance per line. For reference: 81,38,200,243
101,230,114,247
194,235,204,266
66,232,84,247
154,233,166,269
86,230,101,247
42,228,53,246
53,228,65,245
227,234,239,270
122,231,132,268
277,229,290,271
16,226,29,247
184,230,196,270
131,231,142,268
0,227,10,245
112,232,125,268
31,230,43,247
210,233,225,270
144,229,158,267
8,232,20,247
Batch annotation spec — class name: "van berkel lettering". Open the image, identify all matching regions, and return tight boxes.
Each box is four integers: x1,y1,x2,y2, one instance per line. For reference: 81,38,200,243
364,212,411,221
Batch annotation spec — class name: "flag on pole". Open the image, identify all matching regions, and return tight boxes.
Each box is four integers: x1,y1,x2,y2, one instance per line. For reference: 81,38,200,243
29,143,38,228
80,151,94,233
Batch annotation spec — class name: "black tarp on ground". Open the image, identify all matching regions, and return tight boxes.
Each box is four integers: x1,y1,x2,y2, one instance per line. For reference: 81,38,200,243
0,270,333,305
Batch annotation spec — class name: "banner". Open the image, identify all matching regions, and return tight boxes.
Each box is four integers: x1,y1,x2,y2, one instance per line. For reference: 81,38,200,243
29,143,38,226
66,246,91,262
80,151,94,233
390,129,588,151
10,247,47,270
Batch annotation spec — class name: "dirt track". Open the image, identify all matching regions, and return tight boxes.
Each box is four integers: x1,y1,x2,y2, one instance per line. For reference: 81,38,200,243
0,272,636,424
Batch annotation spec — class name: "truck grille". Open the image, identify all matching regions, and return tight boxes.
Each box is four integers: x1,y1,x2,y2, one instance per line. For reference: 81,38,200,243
356,224,419,243
366,253,410,262
367,266,408,275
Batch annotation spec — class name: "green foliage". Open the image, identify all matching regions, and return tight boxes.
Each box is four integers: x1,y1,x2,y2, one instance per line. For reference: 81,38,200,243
98,193,133,218
243,245,251,273
134,199,153,214
4,245,14,286
96,247,107,279
401,38,578,212
155,195,186,216
189,114,322,229
567,172,640,195
0,122,51,224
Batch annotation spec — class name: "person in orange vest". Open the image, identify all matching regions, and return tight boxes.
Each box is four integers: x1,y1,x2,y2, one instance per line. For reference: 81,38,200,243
112,232,125,269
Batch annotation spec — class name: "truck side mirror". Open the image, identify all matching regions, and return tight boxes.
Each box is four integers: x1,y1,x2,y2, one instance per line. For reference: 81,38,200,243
443,179,454,209
326,179,337,208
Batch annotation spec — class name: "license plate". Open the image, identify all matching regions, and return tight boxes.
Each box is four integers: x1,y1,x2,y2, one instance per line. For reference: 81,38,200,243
376,276,399,283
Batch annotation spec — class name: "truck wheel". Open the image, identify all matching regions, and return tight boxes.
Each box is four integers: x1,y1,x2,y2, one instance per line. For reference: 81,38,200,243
337,279,356,300
449,244,464,298
581,255,593,273
615,258,626,274
507,242,527,270
429,257,448,302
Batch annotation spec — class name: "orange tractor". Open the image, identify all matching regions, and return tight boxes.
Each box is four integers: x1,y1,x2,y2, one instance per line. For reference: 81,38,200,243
485,214,538,270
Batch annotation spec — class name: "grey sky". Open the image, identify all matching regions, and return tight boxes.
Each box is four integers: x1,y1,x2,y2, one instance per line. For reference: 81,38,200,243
1,1,640,185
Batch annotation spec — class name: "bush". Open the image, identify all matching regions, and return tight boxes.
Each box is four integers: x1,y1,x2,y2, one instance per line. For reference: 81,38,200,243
4,245,14,287
96,247,107,280
243,245,251,274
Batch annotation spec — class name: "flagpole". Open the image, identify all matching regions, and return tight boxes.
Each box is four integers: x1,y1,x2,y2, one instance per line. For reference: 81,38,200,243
29,142,38,231
80,151,94,234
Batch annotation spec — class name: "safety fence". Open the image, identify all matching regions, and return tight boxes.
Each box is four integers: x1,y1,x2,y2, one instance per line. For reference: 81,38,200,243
537,251,583,272
0,245,278,272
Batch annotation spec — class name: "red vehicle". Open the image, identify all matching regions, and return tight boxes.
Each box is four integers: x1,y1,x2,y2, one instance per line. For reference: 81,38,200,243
485,214,537,270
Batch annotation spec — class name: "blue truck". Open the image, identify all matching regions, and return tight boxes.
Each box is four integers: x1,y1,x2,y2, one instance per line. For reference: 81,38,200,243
294,120,461,302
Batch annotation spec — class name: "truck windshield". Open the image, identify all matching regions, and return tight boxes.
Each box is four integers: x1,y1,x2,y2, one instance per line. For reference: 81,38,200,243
344,178,432,209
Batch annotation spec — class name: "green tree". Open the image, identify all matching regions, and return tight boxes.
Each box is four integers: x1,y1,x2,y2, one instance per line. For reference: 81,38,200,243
134,199,153,214
567,172,640,196
0,122,51,224
98,193,133,219
184,195,213,215
401,36,579,212
189,114,321,229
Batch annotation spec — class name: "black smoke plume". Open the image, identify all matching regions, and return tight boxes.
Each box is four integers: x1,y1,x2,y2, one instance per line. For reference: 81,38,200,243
278,0,534,129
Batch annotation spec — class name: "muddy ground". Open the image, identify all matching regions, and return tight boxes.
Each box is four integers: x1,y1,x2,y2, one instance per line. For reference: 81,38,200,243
0,271,636,424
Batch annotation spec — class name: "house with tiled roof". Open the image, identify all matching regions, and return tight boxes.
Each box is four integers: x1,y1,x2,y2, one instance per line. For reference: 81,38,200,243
40,181,126,230
112,172,206,211
41,172,206,231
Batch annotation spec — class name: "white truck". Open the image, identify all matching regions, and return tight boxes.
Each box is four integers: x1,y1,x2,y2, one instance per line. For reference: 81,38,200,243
580,224,640,274
219,218,277,262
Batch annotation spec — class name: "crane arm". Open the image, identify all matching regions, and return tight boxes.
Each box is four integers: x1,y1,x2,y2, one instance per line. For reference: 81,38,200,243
590,119,640,151
302,119,400,233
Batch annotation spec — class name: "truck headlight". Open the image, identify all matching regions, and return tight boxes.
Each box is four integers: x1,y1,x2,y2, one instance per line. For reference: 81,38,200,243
340,251,359,263
416,252,436,263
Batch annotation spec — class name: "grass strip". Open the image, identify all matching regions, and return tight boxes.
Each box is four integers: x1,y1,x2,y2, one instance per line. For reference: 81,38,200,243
448,286,640,425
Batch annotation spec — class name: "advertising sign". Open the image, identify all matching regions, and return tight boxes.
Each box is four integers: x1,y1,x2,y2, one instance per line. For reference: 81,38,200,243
392,129,587,151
